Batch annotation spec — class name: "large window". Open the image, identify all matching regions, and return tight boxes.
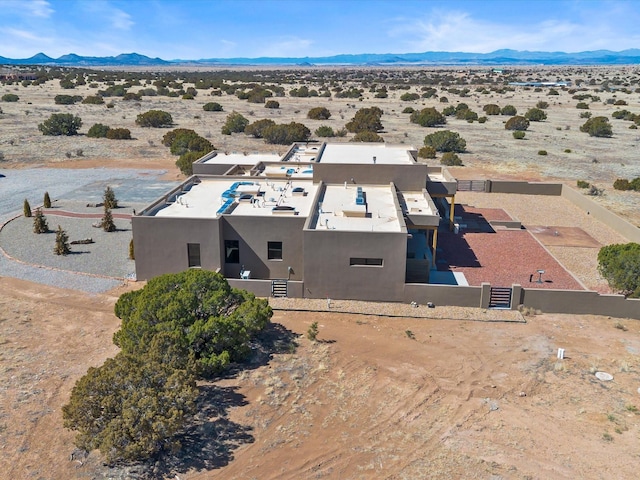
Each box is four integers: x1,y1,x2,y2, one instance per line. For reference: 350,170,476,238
350,257,383,267
224,240,239,264
268,241,283,260
187,243,201,268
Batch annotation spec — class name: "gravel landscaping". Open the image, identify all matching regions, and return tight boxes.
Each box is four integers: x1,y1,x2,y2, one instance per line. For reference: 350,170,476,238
0,168,178,293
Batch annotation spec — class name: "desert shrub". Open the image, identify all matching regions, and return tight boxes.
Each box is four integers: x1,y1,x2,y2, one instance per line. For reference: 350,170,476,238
505,115,530,131
512,131,526,139
538,150,548,155
351,131,384,142
614,99,628,106
245,119,276,138
203,102,223,112
135,110,173,128
613,179,631,190
439,96,448,103
548,89,560,95
442,105,456,116
54,94,83,105
536,101,549,109
181,93,195,100
1,93,19,102
576,102,589,109
631,124,638,129
478,116,487,123
263,122,311,144
580,116,613,137
410,107,446,127
265,100,279,109
500,105,517,116
440,152,462,166
164,129,213,156
525,108,547,122
315,125,335,137
423,130,466,152
400,92,420,101
123,92,142,101
87,123,111,138
307,107,331,120
580,111,592,118
564,148,571,153
598,243,640,297
418,145,437,159
345,107,383,133
38,113,82,136
307,322,319,341
82,95,104,105
402,106,415,114
483,104,500,115
221,112,249,135
106,128,132,140
577,180,590,188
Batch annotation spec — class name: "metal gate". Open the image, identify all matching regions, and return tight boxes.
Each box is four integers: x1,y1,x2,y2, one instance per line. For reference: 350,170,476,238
271,279,288,297
457,180,486,192
489,287,512,309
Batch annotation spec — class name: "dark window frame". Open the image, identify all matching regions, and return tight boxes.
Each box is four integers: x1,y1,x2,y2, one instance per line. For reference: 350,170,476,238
267,241,283,260
224,239,240,264
349,257,383,267
187,243,201,268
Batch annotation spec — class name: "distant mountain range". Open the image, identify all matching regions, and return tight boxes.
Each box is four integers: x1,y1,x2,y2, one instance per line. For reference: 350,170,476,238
2,49,640,67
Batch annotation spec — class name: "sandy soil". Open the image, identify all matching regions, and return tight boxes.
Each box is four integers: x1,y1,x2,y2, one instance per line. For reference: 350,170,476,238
1,65,639,224
1,278,639,480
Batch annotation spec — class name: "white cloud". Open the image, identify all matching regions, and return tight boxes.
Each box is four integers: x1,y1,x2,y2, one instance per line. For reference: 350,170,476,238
255,37,314,57
111,8,133,30
28,0,54,18
391,9,638,53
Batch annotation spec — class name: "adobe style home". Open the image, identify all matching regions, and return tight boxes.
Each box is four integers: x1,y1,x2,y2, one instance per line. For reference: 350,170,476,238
132,142,458,302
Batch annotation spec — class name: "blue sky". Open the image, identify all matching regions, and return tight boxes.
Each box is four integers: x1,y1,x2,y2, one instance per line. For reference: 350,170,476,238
1,0,639,59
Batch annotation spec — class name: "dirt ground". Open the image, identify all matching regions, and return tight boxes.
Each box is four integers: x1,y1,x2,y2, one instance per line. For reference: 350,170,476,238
1,278,639,480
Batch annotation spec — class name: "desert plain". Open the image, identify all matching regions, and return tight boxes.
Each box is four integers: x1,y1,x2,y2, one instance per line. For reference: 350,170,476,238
1,65,640,479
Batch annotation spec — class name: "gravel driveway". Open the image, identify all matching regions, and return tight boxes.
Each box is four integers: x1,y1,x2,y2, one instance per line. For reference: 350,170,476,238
0,167,178,293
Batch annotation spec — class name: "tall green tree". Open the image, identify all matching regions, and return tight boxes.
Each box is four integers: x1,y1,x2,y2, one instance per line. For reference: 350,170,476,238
102,208,116,232
113,270,272,377
62,353,198,464
103,186,118,209
423,130,466,152
345,107,383,133
43,191,51,208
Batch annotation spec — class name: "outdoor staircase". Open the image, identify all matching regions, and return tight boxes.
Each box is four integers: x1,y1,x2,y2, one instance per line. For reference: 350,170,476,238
489,287,512,309
271,279,288,297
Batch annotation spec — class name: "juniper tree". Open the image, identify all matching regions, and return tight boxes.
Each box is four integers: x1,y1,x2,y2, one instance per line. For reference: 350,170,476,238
102,208,116,232
54,225,70,255
43,191,51,208
33,208,48,234
23,198,32,217
103,186,118,209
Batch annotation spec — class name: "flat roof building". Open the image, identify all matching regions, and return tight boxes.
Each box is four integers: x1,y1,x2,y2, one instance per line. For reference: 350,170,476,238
133,142,456,302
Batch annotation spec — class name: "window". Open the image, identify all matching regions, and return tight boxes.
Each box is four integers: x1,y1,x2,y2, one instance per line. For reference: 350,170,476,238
224,240,239,264
187,243,201,268
350,257,383,267
268,241,283,260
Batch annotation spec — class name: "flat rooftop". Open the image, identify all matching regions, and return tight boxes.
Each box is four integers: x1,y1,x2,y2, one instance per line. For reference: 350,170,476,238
319,144,416,165
311,184,402,232
398,191,436,216
203,152,281,166
153,178,318,218
261,164,314,180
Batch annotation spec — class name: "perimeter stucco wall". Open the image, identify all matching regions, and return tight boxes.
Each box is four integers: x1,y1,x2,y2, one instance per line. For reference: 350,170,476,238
313,163,427,191
221,215,306,281
133,216,222,280
519,288,640,320
561,185,640,242
403,284,481,307
486,180,563,195
303,229,407,302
